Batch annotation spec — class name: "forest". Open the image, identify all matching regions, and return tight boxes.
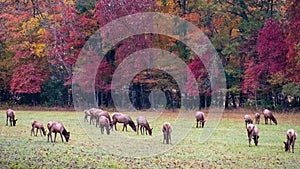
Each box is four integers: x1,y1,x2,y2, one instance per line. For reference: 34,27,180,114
0,0,299,111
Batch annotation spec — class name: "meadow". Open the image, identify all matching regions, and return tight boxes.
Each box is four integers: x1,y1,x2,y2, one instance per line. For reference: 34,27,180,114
0,109,300,169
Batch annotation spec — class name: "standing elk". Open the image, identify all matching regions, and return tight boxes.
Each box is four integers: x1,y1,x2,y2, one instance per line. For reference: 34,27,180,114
47,121,70,143
195,111,206,128
246,124,259,146
284,129,297,153
136,116,153,135
112,113,136,132
162,122,172,144
263,109,277,125
99,116,110,135
244,114,253,128
254,112,260,124
31,120,46,136
6,109,17,126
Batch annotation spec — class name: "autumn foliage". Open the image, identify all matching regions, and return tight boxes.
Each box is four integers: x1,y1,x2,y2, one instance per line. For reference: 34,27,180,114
0,0,300,109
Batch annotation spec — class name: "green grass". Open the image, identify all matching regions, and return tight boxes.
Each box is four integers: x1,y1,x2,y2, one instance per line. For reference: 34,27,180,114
1,109,300,168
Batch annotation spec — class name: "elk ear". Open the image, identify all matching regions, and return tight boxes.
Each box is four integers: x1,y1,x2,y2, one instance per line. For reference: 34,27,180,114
15,119,18,121
283,141,287,145
151,128,153,131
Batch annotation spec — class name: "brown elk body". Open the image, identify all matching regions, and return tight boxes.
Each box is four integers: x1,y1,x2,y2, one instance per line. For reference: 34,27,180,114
263,109,277,125
244,114,253,128
47,121,70,143
254,113,260,124
6,109,17,126
247,124,259,146
136,116,152,136
112,113,136,132
284,129,297,153
99,116,110,135
162,122,172,144
195,111,205,128
31,120,46,136
95,110,112,128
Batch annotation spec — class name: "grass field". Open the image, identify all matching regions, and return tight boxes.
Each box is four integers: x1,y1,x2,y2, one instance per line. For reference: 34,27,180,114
0,109,300,168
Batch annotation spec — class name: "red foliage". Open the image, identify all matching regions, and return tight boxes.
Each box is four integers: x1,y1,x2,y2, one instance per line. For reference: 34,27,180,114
10,62,49,94
285,0,300,84
93,0,156,91
242,19,288,94
185,57,209,96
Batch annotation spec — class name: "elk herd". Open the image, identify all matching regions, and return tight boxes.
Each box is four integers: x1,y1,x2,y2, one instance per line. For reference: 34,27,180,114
4,108,298,152
244,109,297,153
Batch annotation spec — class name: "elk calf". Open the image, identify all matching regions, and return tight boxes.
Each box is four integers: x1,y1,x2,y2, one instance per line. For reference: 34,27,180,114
31,120,46,136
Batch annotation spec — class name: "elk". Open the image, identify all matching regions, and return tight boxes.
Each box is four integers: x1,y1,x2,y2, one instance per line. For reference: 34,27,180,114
284,129,297,153
162,122,172,144
6,109,17,126
254,112,260,124
246,124,259,147
31,120,46,136
263,109,277,125
47,121,70,143
112,113,136,132
136,116,153,135
99,116,110,135
195,111,205,128
244,114,253,128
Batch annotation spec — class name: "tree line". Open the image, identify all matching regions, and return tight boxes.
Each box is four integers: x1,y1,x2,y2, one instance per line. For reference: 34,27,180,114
0,0,299,111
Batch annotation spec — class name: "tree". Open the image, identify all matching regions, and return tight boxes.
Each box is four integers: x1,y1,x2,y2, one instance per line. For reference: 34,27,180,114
242,18,288,108
285,0,300,84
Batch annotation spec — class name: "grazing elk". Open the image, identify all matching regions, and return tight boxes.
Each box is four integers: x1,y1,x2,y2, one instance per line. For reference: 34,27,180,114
244,114,253,128
195,111,205,128
99,116,110,135
6,109,17,126
47,121,70,143
84,109,92,123
112,113,136,132
95,110,112,128
136,116,153,136
162,122,172,144
254,112,260,124
263,109,277,125
84,108,99,125
246,124,259,146
31,120,46,136
284,129,297,153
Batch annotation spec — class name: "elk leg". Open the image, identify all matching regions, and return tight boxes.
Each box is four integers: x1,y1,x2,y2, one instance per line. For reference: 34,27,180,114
31,127,34,136
292,139,295,153
54,132,57,142
265,116,268,124
60,132,64,142
48,132,52,142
